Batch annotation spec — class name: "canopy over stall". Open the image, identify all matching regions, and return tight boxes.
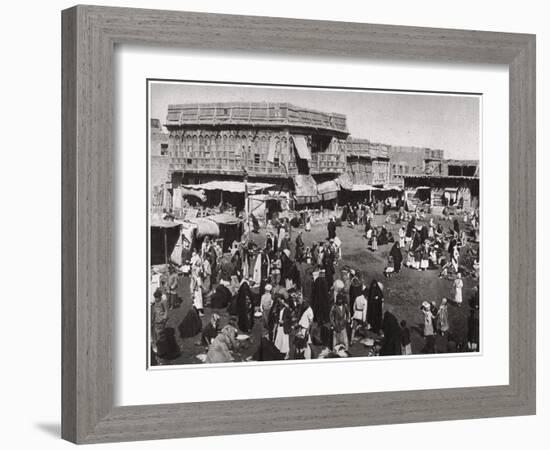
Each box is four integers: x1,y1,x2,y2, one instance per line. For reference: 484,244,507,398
150,219,182,266
317,180,340,200
205,213,243,252
182,180,274,194
293,174,319,204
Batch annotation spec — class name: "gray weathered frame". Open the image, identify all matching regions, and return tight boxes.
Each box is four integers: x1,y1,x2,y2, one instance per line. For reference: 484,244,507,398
61,5,536,444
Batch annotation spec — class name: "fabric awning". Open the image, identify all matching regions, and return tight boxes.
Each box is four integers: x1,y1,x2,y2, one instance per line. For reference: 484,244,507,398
317,180,339,195
337,172,354,190
317,180,339,201
267,137,277,163
207,213,242,226
186,218,220,238
291,135,312,160
293,174,319,203
182,181,274,194
150,219,182,228
351,184,376,192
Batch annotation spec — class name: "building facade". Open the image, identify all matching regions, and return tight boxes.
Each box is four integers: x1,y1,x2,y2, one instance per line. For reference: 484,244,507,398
150,118,171,190
152,102,479,210
164,103,349,196
402,174,479,209
344,138,390,186
388,146,445,185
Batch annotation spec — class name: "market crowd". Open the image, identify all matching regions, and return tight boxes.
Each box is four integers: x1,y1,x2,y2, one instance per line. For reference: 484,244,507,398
151,199,480,364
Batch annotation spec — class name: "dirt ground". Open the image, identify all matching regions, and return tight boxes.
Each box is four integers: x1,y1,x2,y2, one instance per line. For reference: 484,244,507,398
154,211,479,365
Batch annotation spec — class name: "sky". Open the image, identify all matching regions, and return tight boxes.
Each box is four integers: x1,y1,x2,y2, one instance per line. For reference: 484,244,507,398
150,81,480,161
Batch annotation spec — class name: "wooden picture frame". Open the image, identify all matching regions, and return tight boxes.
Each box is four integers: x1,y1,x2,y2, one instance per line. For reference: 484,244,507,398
61,5,536,444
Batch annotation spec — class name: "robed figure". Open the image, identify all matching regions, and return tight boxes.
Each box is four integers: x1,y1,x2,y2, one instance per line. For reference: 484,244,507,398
389,242,403,273
235,281,254,333
380,310,402,355
366,280,384,334
311,273,331,325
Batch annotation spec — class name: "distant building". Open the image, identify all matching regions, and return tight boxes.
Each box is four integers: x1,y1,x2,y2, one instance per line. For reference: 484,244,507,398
343,138,390,187
388,146,445,185
443,159,479,177
150,119,170,189
401,174,479,209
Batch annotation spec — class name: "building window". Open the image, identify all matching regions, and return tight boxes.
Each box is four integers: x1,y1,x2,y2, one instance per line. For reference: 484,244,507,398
254,153,260,164
186,158,192,165
273,157,280,167
160,143,169,156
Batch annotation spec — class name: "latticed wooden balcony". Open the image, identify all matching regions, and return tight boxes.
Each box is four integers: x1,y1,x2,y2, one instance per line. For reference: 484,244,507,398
167,148,346,177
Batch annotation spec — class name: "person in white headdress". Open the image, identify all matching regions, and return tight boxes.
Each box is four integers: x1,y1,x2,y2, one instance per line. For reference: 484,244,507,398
260,284,274,330
454,273,464,306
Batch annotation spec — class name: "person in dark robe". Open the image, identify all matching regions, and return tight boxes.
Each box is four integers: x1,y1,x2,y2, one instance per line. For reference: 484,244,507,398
235,281,254,333
155,327,181,360
412,229,422,251
280,250,292,287
295,231,305,262
322,245,336,288
467,307,480,351
178,307,202,339
265,232,274,257
231,251,242,278
201,314,221,346
341,204,349,222
453,218,460,235
210,282,232,309
208,245,218,285
366,280,384,334
389,241,403,273
378,226,389,245
348,273,363,315
468,286,480,310
406,217,416,239
364,217,372,235
327,217,337,240
420,225,429,244
311,271,331,326
290,215,302,228
287,260,301,290
253,337,285,361
348,207,357,226
278,232,290,253
267,293,283,341
258,249,270,295
297,259,314,303
380,309,402,356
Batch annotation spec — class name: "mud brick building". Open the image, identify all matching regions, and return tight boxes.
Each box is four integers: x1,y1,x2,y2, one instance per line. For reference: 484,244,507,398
388,146,445,185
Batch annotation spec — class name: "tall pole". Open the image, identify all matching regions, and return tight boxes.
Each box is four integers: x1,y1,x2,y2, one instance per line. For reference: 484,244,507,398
243,168,250,243
164,228,168,268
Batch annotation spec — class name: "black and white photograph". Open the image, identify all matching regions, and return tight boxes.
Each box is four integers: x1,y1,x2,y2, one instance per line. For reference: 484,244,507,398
148,80,481,366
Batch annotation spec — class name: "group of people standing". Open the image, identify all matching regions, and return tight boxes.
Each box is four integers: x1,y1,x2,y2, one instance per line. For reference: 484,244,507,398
151,199,480,364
